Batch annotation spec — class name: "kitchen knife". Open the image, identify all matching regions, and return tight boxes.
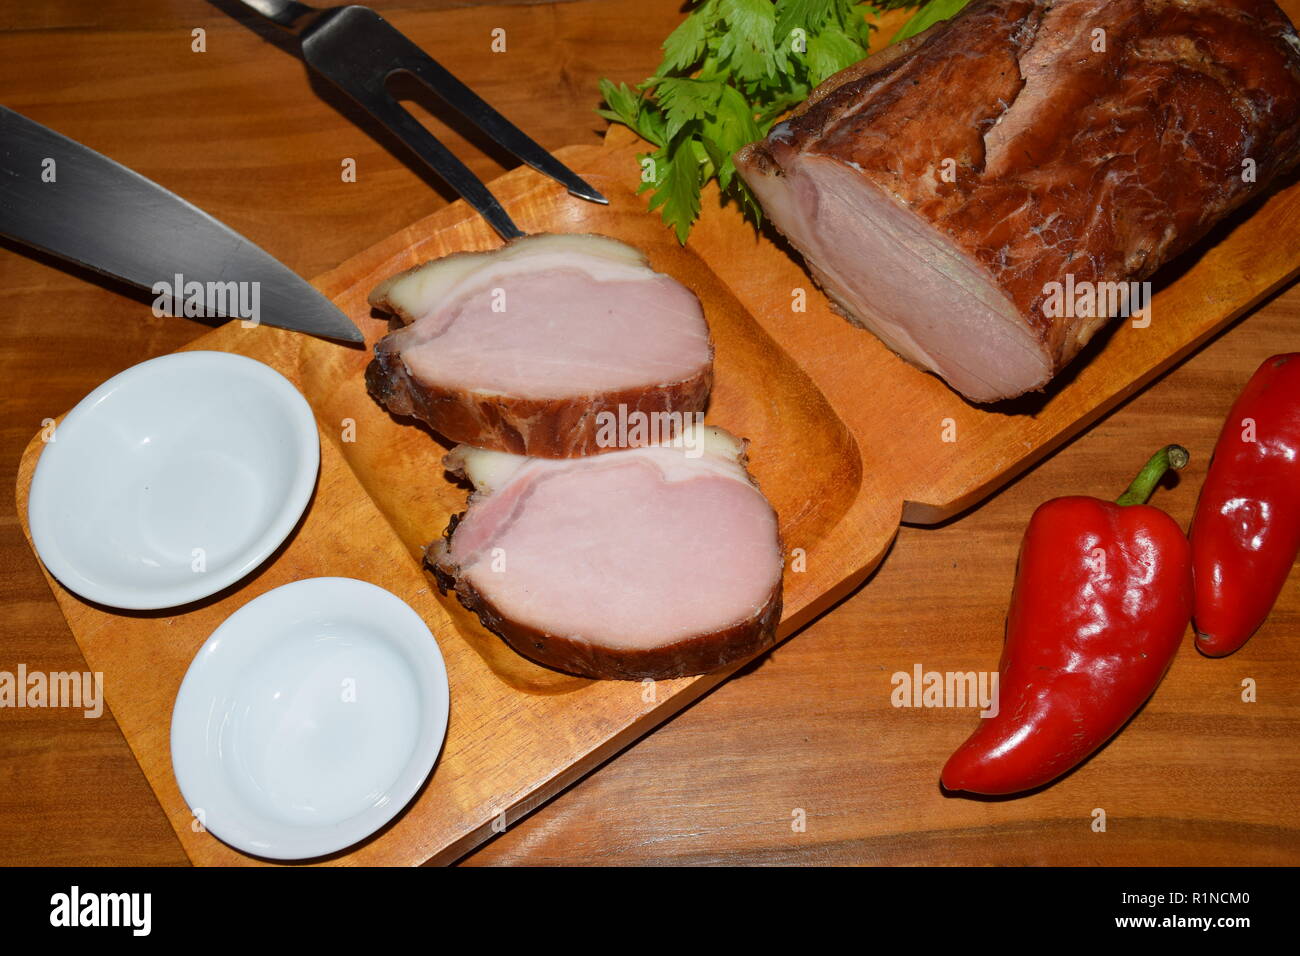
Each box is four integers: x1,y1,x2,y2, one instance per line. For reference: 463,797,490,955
0,106,363,343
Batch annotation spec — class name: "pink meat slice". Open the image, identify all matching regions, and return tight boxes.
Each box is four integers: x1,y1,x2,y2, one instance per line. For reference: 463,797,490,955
365,233,714,457
395,269,708,397
430,428,784,679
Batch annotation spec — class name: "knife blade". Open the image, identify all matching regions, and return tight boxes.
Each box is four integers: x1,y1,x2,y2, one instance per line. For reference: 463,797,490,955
0,107,363,344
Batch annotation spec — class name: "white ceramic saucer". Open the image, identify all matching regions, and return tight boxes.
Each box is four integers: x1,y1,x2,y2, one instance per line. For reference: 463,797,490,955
27,350,319,609
170,577,450,860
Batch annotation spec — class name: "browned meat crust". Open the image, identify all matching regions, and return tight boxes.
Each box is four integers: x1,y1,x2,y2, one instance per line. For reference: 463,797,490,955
737,0,1300,399
365,345,713,458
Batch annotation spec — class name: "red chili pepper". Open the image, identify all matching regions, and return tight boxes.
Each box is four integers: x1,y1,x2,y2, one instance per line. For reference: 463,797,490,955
941,446,1193,795
1191,353,1300,657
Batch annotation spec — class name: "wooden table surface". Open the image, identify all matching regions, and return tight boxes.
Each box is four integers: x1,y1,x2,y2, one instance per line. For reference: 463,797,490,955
2,1,1297,866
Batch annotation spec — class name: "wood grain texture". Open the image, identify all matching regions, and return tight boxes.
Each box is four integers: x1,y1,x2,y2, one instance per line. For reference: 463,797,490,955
0,0,683,867
11,133,884,865
1,0,1297,866
466,301,1300,866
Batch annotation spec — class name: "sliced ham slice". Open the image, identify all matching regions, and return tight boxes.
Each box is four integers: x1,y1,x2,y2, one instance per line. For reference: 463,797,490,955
428,427,784,680
366,233,713,457
735,0,1300,403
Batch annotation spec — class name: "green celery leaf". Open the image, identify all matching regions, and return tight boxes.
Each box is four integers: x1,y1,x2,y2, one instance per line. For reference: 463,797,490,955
653,76,725,142
598,0,967,242
596,79,641,128
716,0,778,83
659,5,712,75
701,84,764,189
806,26,868,85
774,0,836,42
892,0,969,43
644,140,704,244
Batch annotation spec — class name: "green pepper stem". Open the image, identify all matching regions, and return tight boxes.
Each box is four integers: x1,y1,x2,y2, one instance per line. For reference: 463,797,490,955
1116,444,1190,506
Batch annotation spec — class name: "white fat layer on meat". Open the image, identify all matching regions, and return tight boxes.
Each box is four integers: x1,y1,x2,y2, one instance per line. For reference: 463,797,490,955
446,425,748,498
371,233,653,322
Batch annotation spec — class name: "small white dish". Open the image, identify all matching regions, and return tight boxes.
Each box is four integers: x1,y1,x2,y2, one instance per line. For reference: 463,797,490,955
27,351,319,610
170,577,450,860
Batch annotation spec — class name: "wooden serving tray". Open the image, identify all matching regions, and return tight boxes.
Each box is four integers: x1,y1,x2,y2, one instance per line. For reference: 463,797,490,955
15,114,1300,864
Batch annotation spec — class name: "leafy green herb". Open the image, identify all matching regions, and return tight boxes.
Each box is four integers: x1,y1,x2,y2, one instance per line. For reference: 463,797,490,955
597,0,969,243
892,0,970,43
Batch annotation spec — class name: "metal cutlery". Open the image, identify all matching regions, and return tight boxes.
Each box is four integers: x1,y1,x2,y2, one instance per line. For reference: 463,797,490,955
236,0,608,241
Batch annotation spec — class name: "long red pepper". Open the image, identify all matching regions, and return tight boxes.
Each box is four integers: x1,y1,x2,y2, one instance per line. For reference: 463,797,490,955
941,446,1193,796
1191,353,1300,657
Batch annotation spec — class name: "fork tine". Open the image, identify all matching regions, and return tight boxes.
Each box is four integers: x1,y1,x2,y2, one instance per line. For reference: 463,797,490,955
299,5,607,222
395,52,609,205
296,7,526,241
360,95,527,242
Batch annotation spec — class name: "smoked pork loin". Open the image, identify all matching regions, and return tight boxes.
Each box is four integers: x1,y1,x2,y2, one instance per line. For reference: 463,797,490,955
366,233,713,457
429,427,784,680
735,0,1300,403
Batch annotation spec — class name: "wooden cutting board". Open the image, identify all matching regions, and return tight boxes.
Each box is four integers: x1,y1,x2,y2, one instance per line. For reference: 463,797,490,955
15,86,1300,866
